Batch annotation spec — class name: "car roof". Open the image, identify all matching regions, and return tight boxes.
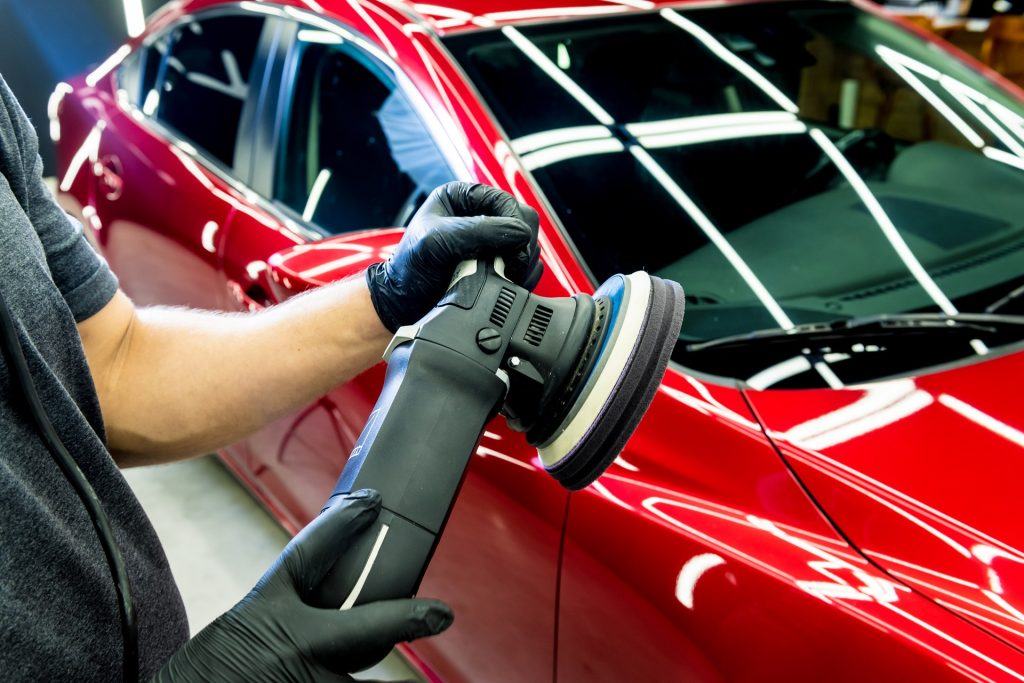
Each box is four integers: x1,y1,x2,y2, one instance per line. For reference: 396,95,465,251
183,0,695,35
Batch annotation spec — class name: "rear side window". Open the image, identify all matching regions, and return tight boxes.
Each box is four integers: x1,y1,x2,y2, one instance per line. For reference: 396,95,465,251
156,15,265,167
273,38,454,233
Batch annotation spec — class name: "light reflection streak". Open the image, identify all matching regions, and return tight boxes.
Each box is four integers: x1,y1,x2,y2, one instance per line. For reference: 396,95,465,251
87,45,132,87
486,6,628,22
511,125,612,155
124,0,146,37
590,480,634,510
521,137,623,170
298,252,375,279
476,444,533,471
303,168,333,221
638,120,806,149
883,601,1024,682
875,46,984,148
502,26,615,125
984,145,1024,171
747,356,812,390
201,221,218,254
809,129,958,317
630,146,794,329
660,9,798,114
625,110,797,137
675,553,725,608
346,0,397,58
938,394,1024,448
298,29,344,44
942,77,1024,159
60,124,104,193
48,83,73,142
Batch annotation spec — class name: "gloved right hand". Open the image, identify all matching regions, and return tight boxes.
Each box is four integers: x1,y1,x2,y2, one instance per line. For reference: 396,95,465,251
365,181,542,332
152,489,452,682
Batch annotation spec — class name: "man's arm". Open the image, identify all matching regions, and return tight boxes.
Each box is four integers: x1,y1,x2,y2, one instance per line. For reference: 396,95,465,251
79,279,389,466
79,182,541,467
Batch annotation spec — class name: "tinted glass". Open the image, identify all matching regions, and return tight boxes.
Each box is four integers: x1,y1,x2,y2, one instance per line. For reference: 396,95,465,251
274,38,454,233
446,3,1024,385
156,15,264,166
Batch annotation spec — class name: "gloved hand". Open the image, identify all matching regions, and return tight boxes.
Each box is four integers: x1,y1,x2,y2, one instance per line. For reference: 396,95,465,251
153,490,452,682
366,181,542,332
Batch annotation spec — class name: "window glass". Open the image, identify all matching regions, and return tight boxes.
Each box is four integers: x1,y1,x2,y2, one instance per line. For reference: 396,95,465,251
156,15,264,167
446,3,1024,385
274,39,454,233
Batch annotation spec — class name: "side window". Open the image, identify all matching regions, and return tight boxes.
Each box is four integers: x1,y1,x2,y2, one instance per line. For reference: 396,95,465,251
156,15,265,167
274,38,454,233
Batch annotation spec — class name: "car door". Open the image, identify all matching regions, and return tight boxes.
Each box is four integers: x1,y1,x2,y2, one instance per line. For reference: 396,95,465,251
84,9,272,310
219,18,568,682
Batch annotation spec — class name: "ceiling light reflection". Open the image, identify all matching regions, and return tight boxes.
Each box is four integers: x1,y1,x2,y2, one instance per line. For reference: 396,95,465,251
675,553,726,608
809,129,958,317
660,9,798,114
502,26,615,125
630,146,794,329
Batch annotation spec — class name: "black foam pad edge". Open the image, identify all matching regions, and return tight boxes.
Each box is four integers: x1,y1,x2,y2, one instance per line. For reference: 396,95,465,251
546,276,685,490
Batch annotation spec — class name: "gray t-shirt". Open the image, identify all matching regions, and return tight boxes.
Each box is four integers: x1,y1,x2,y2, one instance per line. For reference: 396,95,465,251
0,75,188,679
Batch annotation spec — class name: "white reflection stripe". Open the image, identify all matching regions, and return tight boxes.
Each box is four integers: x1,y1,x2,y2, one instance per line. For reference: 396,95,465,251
938,395,1024,449
875,47,984,148
747,355,812,390
813,362,844,390
604,0,654,7
521,137,623,170
60,124,103,192
675,553,725,608
511,125,611,154
502,26,615,125
626,111,796,137
942,76,1024,158
639,121,806,149
809,129,957,316
86,45,132,87
239,1,287,16
340,523,389,610
300,252,374,279
487,6,627,21
298,29,344,44
303,169,332,221
660,9,798,114
882,602,1024,682
630,145,794,329
124,0,145,37
984,145,1024,171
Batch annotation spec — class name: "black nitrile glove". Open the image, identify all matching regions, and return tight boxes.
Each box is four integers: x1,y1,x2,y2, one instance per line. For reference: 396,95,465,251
366,181,542,332
153,490,452,682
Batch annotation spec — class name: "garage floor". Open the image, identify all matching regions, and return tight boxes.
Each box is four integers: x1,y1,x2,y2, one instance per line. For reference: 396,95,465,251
123,455,418,681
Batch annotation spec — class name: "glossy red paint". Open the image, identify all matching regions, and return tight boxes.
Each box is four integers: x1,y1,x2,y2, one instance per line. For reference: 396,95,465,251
747,349,1024,657
53,0,1024,680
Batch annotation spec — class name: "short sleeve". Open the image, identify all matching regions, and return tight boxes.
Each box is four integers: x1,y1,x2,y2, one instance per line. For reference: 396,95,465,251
0,75,119,321
26,154,119,321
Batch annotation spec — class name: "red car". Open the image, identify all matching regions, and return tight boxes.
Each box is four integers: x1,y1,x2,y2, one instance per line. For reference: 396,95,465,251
54,0,1024,680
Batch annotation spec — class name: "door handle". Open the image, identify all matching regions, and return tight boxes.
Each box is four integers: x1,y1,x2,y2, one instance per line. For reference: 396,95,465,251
94,154,124,201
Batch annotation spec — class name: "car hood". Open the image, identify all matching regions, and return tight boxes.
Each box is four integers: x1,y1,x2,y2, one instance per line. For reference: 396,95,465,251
744,348,1024,652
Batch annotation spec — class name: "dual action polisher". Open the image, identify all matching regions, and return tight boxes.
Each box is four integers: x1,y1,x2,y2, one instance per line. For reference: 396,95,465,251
313,260,684,610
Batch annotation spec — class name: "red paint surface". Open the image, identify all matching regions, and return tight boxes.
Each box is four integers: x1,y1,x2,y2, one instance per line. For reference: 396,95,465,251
55,1,1024,680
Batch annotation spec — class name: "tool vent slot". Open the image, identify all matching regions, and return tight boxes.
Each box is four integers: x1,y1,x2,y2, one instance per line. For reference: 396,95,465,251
490,287,517,327
524,305,553,346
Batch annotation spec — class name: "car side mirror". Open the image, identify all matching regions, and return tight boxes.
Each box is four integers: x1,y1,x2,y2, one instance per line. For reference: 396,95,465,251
265,228,404,302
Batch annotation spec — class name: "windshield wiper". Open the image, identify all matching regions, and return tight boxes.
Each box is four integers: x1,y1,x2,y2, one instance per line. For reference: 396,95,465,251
685,313,1024,353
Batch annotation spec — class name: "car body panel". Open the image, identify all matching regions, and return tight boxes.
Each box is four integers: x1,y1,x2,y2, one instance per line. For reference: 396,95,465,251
746,348,1024,655
52,0,1024,680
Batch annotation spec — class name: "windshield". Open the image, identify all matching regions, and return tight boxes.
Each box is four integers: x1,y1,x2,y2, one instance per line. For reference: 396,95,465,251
445,2,1024,387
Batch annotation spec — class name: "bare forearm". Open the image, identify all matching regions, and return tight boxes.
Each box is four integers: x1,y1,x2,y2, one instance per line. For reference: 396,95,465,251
83,276,390,466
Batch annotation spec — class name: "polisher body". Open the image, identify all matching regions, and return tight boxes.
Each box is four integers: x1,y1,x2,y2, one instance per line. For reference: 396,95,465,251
312,262,683,611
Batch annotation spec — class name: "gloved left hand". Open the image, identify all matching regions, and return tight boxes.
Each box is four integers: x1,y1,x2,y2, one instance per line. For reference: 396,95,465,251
152,490,453,682
366,182,542,332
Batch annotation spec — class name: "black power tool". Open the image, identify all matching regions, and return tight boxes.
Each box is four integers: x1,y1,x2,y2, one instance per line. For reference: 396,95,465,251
313,260,684,610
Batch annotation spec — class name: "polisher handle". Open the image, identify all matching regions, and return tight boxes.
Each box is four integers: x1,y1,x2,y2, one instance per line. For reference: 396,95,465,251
311,337,507,609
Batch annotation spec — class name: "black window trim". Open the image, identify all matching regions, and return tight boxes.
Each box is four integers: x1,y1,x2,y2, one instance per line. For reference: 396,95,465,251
112,4,324,241
260,13,462,238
